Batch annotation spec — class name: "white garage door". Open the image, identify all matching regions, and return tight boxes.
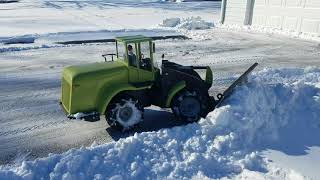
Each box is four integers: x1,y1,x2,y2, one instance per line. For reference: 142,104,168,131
253,0,320,34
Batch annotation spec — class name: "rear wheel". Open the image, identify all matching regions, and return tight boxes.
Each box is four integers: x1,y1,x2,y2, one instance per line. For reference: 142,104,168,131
171,90,205,122
105,96,144,131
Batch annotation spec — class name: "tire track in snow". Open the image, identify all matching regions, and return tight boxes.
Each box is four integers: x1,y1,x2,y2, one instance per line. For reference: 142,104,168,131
0,81,60,96
0,119,68,137
0,100,64,122
0,71,60,80
181,56,264,66
0,86,58,101
0,66,66,137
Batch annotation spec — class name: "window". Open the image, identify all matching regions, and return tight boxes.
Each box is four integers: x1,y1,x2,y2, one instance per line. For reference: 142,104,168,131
139,41,152,71
117,41,126,60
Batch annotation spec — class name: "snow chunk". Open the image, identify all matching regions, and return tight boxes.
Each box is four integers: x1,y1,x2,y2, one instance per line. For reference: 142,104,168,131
161,18,181,27
161,17,214,30
0,35,36,45
73,112,87,120
179,17,214,30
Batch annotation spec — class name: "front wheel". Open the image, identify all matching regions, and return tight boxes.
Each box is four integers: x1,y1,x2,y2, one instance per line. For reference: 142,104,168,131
105,96,144,131
171,90,206,122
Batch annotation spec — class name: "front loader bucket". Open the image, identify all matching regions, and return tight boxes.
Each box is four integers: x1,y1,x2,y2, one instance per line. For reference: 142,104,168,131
214,62,258,108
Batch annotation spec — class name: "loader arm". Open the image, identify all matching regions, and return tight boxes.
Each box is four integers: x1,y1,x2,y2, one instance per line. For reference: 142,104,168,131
188,66,213,88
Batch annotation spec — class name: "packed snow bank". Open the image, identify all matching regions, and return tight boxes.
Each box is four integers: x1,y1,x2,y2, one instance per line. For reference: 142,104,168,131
0,0,19,3
161,17,214,30
0,0,218,37
1,67,319,179
0,29,180,53
220,24,320,42
181,24,320,42
0,44,65,53
0,35,36,45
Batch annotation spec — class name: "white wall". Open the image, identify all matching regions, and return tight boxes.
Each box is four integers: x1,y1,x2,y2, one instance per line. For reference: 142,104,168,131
223,0,320,34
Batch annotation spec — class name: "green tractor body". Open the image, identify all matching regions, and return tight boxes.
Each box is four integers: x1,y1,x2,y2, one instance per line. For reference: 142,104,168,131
60,35,257,130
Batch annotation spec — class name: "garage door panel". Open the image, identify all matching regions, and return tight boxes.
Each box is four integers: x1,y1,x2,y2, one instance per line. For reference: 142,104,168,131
255,0,266,6
301,19,320,33
252,0,320,33
267,16,283,28
269,0,283,7
305,0,320,8
283,16,298,30
252,15,267,25
285,0,302,7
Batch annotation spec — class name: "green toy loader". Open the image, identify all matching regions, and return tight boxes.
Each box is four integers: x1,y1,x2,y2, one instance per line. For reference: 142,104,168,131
60,35,258,131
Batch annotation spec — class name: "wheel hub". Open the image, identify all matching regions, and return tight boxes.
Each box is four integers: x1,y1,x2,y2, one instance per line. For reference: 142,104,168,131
119,106,133,122
179,97,200,117
110,98,143,130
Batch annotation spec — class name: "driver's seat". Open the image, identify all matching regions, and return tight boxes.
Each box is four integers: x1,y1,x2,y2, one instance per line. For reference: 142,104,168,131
140,58,152,71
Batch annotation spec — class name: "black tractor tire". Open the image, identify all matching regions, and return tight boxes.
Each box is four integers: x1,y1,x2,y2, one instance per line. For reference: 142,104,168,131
105,95,144,131
171,90,208,122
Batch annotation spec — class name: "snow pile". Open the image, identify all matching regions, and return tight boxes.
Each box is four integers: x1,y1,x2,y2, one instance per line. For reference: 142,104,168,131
161,18,181,28
0,35,36,45
161,17,214,30
1,67,319,179
160,0,185,2
217,67,320,145
0,44,66,53
0,0,19,3
220,24,320,42
181,24,320,42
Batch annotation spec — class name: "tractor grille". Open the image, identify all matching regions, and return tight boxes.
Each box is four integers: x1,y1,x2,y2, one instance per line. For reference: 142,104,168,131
61,78,71,113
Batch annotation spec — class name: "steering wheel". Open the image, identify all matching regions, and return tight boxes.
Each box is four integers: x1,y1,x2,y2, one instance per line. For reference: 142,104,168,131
140,60,146,68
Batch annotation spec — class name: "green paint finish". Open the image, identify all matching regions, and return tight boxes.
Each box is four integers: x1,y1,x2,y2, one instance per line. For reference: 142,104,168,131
165,81,186,107
61,35,215,118
62,61,127,114
116,35,152,43
61,35,156,115
97,84,151,114
205,66,213,87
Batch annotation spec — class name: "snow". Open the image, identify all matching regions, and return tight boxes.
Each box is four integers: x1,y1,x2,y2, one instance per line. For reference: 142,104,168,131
161,17,214,30
0,0,218,53
0,0,320,179
1,67,319,179
161,18,181,28
0,0,218,37
0,36,36,45
220,24,320,42
72,112,99,120
0,29,319,179
0,29,181,53
264,147,320,180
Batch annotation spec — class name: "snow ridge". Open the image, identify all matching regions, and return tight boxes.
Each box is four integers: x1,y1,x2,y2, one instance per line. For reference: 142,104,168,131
220,24,320,42
1,68,319,179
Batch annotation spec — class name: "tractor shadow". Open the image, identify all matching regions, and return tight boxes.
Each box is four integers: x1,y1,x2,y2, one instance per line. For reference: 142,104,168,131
106,108,189,141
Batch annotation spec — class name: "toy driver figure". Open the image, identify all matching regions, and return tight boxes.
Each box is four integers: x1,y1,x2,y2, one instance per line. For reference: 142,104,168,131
127,45,137,67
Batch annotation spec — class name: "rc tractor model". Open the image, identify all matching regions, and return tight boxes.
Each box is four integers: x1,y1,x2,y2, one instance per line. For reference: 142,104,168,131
60,35,258,131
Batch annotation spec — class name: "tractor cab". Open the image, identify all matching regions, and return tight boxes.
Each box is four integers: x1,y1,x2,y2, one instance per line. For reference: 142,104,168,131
103,35,157,84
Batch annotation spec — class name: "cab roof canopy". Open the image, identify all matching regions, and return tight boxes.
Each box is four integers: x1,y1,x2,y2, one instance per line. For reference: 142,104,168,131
115,35,152,43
